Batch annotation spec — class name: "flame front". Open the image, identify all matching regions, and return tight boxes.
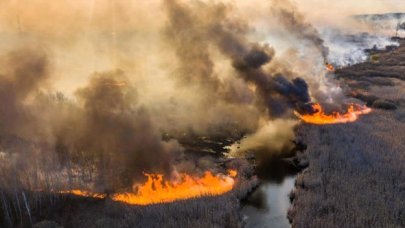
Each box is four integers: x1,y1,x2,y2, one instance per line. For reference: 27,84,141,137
112,170,236,205
58,190,106,199
58,170,237,205
294,103,371,125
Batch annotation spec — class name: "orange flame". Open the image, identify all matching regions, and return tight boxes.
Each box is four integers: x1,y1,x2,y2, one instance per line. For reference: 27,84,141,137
112,170,237,205
228,169,238,177
58,190,106,199
326,63,335,72
294,103,371,125
58,170,237,205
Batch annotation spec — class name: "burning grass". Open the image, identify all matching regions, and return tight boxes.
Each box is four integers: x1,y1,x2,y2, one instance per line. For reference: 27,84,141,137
294,103,372,125
57,170,237,205
112,170,237,205
0,159,257,228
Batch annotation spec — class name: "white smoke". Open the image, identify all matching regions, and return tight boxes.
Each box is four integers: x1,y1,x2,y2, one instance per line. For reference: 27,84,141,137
322,29,399,67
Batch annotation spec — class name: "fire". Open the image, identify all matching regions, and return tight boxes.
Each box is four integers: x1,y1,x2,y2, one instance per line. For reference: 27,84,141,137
294,103,371,125
228,169,238,177
325,63,335,72
57,170,237,205
58,190,106,199
112,170,237,205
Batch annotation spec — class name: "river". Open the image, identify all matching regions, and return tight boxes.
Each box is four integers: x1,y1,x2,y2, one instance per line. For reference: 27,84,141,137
241,158,300,228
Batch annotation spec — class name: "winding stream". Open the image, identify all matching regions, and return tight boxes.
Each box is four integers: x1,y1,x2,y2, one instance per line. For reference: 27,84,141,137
241,158,300,228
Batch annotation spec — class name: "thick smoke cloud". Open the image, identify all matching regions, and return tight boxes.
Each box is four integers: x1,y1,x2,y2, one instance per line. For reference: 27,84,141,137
159,0,315,161
0,50,183,192
0,48,57,190
0,0,320,192
1,0,394,193
71,70,183,190
0,47,50,139
164,0,313,118
215,36,313,115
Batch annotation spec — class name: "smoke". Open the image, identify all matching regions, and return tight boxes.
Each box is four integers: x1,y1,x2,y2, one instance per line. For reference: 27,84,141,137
354,13,405,34
0,0,400,193
0,49,183,192
0,0,320,190
164,0,313,118
155,0,315,163
71,70,183,190
0,47,50,140
164,0,219,92
266,0,402,111
270,0,329,62
154,0,262,135
0,47,57,191
322,30,399,67
228,120,297,158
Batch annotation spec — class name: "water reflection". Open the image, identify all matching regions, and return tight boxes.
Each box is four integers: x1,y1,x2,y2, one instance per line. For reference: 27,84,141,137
242,177,295,228
242,157,300,228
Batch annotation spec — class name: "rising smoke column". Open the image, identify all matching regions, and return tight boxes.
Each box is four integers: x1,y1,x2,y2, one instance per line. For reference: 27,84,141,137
164,0,220,92
161,0,263,135
163,0,313,159
211,27,314,116
164,0,313,118
70,70,183,191
270,0,365,112
270,0,330,62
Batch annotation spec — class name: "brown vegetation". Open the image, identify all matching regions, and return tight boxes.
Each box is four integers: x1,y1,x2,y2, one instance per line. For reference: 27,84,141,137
0,156,258,228
289,39,405,227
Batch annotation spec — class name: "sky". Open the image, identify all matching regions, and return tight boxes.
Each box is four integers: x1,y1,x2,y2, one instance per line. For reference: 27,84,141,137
296,0,405,19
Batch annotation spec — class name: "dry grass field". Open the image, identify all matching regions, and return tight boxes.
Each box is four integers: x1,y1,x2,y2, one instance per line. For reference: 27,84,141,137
290,39,405,228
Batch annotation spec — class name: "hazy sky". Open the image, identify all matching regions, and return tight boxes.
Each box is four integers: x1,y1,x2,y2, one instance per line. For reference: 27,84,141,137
296,0,405,16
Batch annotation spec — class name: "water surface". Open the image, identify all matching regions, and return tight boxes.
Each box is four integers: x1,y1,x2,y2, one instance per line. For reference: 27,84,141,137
242,158,299,228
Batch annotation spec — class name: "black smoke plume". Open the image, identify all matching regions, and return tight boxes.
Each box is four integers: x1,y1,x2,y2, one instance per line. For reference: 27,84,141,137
164,0,313,117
